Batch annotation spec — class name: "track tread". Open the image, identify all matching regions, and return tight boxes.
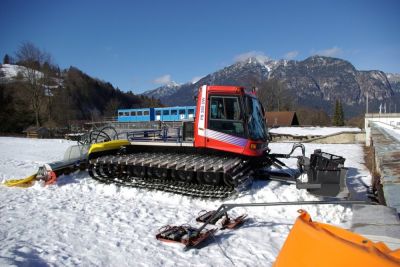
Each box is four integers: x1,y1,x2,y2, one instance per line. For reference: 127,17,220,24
88,152,252,198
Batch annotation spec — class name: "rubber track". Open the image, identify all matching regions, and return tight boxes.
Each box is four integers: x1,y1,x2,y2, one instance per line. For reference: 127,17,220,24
88,152,253,198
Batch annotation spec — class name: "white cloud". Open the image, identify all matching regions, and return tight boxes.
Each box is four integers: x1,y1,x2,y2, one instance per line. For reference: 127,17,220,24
152,74,172,85
191,76,203,84
284,50,299,60
234,51,270,63
312,46,343,57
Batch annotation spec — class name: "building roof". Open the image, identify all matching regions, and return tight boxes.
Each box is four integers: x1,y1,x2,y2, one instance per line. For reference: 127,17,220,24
265,111,299,127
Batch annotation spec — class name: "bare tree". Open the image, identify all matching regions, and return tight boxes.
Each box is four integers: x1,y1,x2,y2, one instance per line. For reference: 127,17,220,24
256,78,294,111
104,98,121,118
16,42,52,68
296,106,331,126
15,42,54,127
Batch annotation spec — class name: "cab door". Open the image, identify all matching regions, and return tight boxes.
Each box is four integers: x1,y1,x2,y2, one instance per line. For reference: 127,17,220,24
205,95,248,154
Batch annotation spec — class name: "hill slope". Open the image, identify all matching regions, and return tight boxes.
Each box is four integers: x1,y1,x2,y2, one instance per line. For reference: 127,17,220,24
0,64,160,132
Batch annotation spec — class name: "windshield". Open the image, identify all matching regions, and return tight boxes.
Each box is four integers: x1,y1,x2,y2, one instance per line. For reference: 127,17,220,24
245,96,269,141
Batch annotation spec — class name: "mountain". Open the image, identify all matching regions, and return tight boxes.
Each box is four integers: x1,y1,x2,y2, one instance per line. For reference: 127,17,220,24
270,56,392,104
387,73,400,93
141,56,396,117
142,57,275,106
141,81,181,99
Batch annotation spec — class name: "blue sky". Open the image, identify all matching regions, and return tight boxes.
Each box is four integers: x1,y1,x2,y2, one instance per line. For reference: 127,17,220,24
1,0,399,93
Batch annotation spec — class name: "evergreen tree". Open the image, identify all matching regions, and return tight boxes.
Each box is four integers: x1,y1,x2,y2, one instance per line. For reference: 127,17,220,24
333,100,339,126
338,101,344,126
333,100,345,126
3,54,10,64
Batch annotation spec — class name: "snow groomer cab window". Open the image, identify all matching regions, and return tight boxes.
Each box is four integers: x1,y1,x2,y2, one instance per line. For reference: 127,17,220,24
208,96,245,137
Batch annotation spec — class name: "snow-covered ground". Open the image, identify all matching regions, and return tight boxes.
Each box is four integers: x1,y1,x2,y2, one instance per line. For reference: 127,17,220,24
0,64,44,81
0,64,62,87
0,136,371,267
269,126,361,136
374,122,400,142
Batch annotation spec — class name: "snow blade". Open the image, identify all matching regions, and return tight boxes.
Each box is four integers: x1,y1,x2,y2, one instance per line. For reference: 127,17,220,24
156,225,217,248
196,210,247,229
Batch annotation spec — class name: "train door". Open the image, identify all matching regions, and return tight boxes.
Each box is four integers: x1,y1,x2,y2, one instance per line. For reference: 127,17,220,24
171,109,178,121
162,109,170,121
155,109,161,121
188,107,195,119
179,108,185,120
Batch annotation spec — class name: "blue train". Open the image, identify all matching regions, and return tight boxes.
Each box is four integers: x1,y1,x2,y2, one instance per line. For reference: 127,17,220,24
117,106,196,122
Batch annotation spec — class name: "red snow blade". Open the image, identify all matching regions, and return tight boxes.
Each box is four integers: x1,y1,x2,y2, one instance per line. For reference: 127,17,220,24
196,210,247,229
156,225,216,248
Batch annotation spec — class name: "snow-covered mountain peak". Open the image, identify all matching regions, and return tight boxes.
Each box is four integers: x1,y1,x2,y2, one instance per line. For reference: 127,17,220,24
165,81,180,87
236,56,278,72
387,73,400,82
246,56,270,64
141,81,181,98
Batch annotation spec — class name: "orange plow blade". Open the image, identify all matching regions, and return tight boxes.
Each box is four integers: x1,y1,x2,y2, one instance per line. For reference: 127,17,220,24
274,210,400,266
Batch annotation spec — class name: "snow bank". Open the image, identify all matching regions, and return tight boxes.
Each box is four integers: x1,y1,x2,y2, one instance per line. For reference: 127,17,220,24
374,122,400,142
269,126,361,136
0,137,370,266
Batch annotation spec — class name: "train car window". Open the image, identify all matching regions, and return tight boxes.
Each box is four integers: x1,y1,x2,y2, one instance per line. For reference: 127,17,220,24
130,111,136,116
144,111,149,115
179,110,185,115
124,112,129,116
163,110,169,115
118,112,123,116
156,110,161,115
171,110,177,115
137,111,143,116
188,109,194,115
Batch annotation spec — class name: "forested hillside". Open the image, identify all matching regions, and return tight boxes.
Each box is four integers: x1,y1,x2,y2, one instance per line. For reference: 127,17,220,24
0,43,161,133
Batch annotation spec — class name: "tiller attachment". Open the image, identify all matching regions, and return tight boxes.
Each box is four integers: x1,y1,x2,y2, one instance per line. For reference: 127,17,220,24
36,164,58,185
156,225,216,248
4,164,57,188
196,210,247,229
266,144,349,197
296,149,348,197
